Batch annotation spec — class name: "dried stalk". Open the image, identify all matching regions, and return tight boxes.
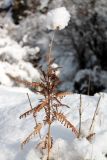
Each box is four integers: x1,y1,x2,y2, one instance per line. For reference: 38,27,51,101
26,93,41,139
78,94,82,138
47,30,55,160
48,30,56,65
19,29,78,160
89,96,101,132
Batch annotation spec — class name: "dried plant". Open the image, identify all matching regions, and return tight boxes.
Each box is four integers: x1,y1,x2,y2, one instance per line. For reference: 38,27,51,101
20,63,78,159
19,31,78,160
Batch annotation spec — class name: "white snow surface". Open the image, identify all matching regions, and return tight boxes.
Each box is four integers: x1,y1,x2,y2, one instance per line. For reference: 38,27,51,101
0,86,107,160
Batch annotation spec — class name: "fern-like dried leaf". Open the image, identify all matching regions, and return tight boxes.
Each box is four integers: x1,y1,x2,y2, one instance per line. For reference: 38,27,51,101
33,100,47,114
21,123,42,148
34,123,43,133
31,82,45,89
19,108,34,119
54,111,78,136
19,100,47,119
55,92,72,99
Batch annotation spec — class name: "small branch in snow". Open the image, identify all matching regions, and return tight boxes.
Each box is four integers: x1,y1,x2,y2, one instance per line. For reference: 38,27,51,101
89,96,101,132
26,93,41,139
78,94,82,138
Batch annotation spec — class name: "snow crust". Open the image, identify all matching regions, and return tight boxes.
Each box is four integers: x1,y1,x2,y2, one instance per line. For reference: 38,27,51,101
0,86,107,160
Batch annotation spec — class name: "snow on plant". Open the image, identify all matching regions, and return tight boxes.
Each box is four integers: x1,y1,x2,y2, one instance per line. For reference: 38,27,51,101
19,7,78,160
46,7,71,30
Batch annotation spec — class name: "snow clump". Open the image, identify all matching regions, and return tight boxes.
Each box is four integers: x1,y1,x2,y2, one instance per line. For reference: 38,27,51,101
46,7,71,30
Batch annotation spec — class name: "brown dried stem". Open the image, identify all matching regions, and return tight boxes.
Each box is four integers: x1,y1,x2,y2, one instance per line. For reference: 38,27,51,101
26,93,41,139
89,96,101,132
78,94,82,138
19,29,77,160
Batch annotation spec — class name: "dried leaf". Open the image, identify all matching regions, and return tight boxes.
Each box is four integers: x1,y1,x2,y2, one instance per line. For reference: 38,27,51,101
19,100,47,119
54,111,78,136
21,123,42,148
55,92,72,99
36,134,53,150
31,82,42,87
34,123,43,134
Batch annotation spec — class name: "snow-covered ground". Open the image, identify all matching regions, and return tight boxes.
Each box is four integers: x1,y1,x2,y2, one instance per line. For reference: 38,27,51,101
0,85,107,160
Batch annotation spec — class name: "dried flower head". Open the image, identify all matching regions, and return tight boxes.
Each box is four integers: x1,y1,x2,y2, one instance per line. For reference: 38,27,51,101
46,7,71,30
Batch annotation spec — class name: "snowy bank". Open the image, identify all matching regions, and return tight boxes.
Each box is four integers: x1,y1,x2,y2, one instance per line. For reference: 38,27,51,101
0,86,107,160
0,27,40,86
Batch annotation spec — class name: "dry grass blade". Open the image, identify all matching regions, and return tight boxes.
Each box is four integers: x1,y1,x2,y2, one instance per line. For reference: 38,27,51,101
21,123,42,148
54,111,78,136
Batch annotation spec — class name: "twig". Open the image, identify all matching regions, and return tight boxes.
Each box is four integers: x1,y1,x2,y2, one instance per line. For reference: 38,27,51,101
26,93,41,139
89,96,101,132
78,94,82,138
47,30,56,160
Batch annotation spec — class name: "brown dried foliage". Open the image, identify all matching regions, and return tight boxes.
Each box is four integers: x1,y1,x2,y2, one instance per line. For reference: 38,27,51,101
37,134,53,151
19,59,78,160
21,123,42,148
86,133,96,141
53,111,78,136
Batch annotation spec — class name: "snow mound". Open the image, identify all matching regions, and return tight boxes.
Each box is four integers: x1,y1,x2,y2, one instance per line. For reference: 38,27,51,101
0,86,107,160
0,27,40,86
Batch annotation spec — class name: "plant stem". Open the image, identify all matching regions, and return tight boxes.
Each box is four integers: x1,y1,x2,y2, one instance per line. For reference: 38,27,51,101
48,30,56,65
47,66,51,160
78,94,82,138
47,30,56,160
26,93,41,139
47,123,51,160
89,96,101,132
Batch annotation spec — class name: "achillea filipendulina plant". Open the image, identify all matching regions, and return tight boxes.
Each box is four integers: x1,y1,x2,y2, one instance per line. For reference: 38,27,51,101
19,7,78,160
